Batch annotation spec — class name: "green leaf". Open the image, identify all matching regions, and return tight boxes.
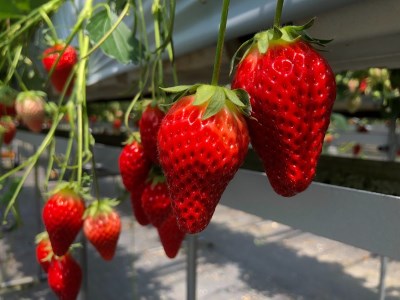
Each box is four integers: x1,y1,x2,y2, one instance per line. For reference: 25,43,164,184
224,88,245,107
194,85,215,106
160,85,192,93
0,0,48,19
86,8,142,64
202,87,225,120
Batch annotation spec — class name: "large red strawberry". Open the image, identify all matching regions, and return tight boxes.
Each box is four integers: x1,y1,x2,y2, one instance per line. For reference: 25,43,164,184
141,177,171,228
119,134,151,193
157,213,185,259
139,105,165,164
42,186,85,256
83,199,121,261
0,117,16,145
48,254,82,300
16,91,46,133
42,44,77,95
35,232,53,273
232,20,336,197
158,86,249,234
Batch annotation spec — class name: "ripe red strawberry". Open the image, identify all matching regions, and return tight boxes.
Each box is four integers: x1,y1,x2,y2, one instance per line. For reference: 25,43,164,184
0,102,16,118
113,118,122,130
35,232,53,273
232,21,336,197
83,200,121,261
48,254,82,300
0,117,16,145
42,187,85,256
42,44,77,95
130,191,150,226
157,214,185,258
141,178,171,228
119,136,151,193
157,89,249,234
16,91,46,133
139,105,165,164
352,143,362,156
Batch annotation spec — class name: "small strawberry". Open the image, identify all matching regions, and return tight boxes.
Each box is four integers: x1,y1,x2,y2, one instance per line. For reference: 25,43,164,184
42,44,77,95
83,199,121,261
35,232,53,273
157,214,185,259
139,105,165,164
141,176,171,228
353,143,362,156
42,186,85,256
232,19,336,197
0,85,17,117
158,86,249,234
130,191,150,226
48,254,82,300
0,117,16,145
15,91,46,133
119,134,151,193
113,118,122,130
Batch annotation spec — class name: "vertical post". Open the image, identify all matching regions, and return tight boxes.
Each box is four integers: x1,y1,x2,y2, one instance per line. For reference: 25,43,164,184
34,146,46,281
378,114,398,300
378,256,388,300
186,234,198,300
79,236,88,300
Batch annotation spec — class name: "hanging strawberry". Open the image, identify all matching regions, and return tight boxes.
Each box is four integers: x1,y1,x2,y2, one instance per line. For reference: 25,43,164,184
42,43,77,95
158,85,250,234
42,185,85,256
0,117,16,145
157,213,185,259
35,232,53,273
83,199,121,261
139,104,165,164
141,175,171,228
47,253,82,300
232,5,336,197
15,91,46,133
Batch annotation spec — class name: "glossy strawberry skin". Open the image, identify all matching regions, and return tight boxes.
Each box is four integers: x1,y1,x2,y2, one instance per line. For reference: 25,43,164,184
232,41,336,197
0,119,16,145
139,106,165,164
157,95,249,234
141,182,171,228
130,191,150,226
42,189,85,256
36,239,52,273
157,214,185,259
48,254,82,300
119,141,151,193
42,44,77,95
84,210,121,261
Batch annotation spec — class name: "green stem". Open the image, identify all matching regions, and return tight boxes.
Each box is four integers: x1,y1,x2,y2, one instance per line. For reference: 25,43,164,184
39,9,58,41
3,113,63,220
211,0,230,86
44,139,56,192
274,0,284,28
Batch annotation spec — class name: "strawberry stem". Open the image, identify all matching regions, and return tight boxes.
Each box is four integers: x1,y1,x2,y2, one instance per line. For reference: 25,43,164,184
211,0,230,86
273,0,285,28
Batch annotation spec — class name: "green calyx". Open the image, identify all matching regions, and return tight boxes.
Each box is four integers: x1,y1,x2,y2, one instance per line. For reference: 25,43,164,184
123,131,141,145
83,198,119,219
231,18,332,73
16,90,47,103
35,231,49,244
0,84,17,105
161,84,250,120
146,165,165,187
48,181,88,200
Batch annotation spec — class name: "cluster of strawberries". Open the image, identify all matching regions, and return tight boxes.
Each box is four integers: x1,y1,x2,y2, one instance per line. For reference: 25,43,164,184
119,21,336,250
119,105,185,258
36,186,121,299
